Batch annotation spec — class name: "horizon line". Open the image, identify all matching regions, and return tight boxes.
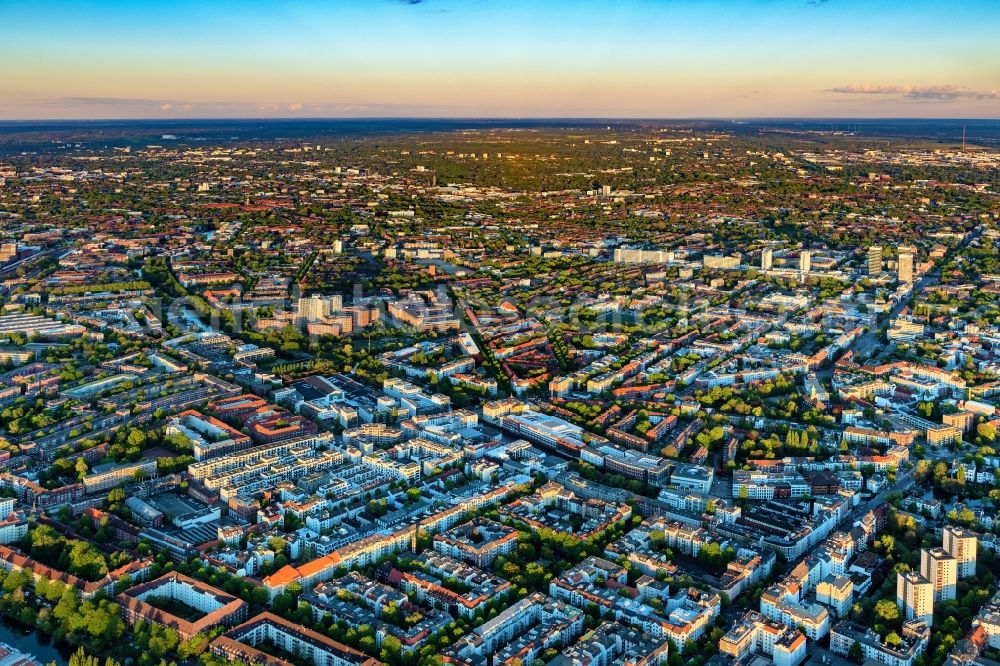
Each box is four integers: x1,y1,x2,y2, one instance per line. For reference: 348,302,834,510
1,115,999,124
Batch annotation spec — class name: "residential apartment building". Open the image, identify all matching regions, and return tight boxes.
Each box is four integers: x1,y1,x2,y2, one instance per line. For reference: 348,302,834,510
897,572,934,626
118,572,249,640
719,610,807,666
943,526,977,578
210,612,379,666
830,620,930,666
920,547,957,601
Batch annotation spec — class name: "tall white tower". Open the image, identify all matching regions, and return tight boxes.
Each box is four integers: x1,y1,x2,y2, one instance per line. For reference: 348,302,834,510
943,526,977,578
898,246,915,283
920,547,957,601
867,246,882,275
761,248,773,271
897,571,934,626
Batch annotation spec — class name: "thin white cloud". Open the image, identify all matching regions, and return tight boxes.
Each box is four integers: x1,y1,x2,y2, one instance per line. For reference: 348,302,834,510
0,95,460,119
826,84,1000,102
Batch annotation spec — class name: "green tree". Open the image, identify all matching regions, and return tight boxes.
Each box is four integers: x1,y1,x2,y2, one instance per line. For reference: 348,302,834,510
874,599,900,624
848,641,863,664
75,457,88,481
381,635,403,663
68,647,100,666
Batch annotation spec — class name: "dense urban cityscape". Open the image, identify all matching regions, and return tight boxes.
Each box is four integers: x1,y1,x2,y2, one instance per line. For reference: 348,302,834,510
0,118,993,666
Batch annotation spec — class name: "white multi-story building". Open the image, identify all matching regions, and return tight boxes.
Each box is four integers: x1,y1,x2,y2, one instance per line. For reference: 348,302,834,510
211,613,376,666
920,547,957,601
761,248,773,271
868,245,882,275
732,470,810,500
121,572,249,640
703,254,741,270
897,572,934,626
943,526,977,578
298,294,342,321
887,318,926,342
719,610,806,666
830,619,930,666
898,246,914,283
614,248,672,264
816,574,854,617
82,459,158,494
975,589,1000,649
445,592,585,665
0,497,26,544
760,584,831,640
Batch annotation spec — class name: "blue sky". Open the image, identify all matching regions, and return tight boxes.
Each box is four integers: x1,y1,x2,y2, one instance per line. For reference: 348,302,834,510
1,0,998,118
